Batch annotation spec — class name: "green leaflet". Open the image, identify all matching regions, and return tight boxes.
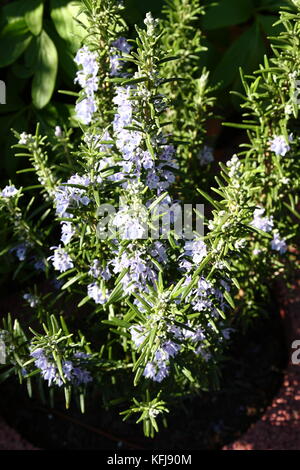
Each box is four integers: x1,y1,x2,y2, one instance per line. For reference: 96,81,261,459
25,0,44,36
202,0,253,30
0,19,32,68
32,31,58,109
50,0,87,53
212,21,266,90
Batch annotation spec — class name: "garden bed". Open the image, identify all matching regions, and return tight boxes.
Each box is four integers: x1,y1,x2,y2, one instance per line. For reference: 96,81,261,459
0,297,286,450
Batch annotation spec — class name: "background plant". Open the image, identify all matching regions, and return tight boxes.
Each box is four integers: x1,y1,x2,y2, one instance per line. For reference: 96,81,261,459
0,0,87,181
160,0,216,194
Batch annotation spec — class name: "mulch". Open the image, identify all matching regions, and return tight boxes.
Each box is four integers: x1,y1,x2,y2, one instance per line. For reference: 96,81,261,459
223,277,300,450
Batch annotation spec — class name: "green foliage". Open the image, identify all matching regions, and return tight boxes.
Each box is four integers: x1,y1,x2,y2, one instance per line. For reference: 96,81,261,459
0,0,299,439
203,0,254,30
0,0,86,180
160,0,215,190
200,0,290,108
123,0,290,110
32,31,58,109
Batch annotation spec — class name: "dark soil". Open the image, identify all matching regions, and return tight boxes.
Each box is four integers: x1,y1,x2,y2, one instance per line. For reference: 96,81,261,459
0,302,287,450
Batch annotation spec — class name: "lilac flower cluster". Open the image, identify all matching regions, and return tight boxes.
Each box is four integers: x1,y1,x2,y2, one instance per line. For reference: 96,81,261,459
130,316,213,382
49,246,74,273
181,275,223,316
269,135,291,156
74,46,99,124
112,201,147,240
86,260,112,304
150,241,168,264
183,239,207,264
31,348,92,387
54,173,90,246
179,240,223,317
54,174,90,218
1,185,18,198
133,330,179,383
23,293,39,308
61,222,75,245
271,232,287,254
11,243,28,261
96,77,180,296
251,208,288,255
111,86,178,193
109,37,132,77
251,208,274,232
112,86,143,182
111,245,157,294
197,145,214,166
89,259,112,281
143,359,170,382
146,143,178,194
87,283,109,304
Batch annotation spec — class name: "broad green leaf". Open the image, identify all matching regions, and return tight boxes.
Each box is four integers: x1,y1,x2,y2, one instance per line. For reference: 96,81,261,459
48,21,77,81
0,0,31,24
212,21,265,90
12,63,35,79
25,36,39,69
259,0,289,9
32,31,58,109
257,14,284,36
50,0,88,52
25,0,44,36
202,0,253,30
0,20,32,67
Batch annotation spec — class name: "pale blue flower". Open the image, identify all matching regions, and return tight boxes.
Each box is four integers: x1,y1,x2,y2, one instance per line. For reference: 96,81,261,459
198,145,214,166
161,340,180,358
23,293,39,308
75,96,97,125
143,362,157,380
154,362,169,382
1,185,18,198
110,54,122,76
74,46,99,124
49,246,74,272
61,222,75,245
271,232,287,254
112,37,132,54
251,208,274,232
72,367,92,385
11,243,28,261
87,283,108,304
130,325,147,349
184,239,207,264
54,174,90,217
269,135,290,156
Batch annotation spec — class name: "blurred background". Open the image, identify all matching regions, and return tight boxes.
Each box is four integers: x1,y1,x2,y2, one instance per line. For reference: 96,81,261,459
0,0,289,182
